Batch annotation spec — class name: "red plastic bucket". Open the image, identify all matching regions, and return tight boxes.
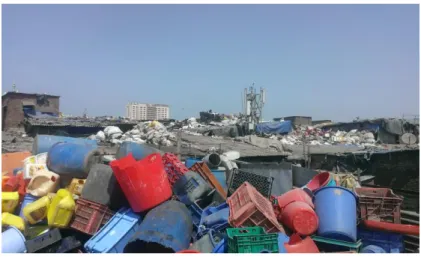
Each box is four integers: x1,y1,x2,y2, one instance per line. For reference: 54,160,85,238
305,172,332,191
284,234,320,253
110,153,172,212
277,188,314,210
280,201,319,236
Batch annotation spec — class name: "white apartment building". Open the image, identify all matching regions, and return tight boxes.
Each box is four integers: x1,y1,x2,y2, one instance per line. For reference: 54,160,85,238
126,103,170,120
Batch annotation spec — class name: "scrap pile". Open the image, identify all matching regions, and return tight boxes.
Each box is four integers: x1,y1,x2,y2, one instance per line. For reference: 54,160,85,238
1,134,419,253
89,121,176,146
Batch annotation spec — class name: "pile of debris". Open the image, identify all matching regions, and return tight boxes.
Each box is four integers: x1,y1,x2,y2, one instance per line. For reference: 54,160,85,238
89,121,176,146
2,129,34,153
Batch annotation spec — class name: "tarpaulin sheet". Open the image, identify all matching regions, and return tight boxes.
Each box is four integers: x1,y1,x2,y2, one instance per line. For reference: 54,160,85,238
256,121,292,134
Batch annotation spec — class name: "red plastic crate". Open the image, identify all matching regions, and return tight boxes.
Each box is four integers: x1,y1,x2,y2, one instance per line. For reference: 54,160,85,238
162,153,189,185
355,187,403,224
70,198,115,235
227,182,285,233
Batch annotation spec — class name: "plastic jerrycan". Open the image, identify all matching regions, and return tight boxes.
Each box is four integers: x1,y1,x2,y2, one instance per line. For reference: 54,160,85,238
23,194,54,224
26,170,60,197
2,191,20,213
2,212,26,231
47,189,75,228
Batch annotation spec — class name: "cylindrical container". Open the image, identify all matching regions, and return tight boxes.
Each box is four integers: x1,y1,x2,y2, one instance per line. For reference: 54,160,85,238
2,191,20,213
19,194,40,219
32,135,98,155
284,234,319,253
203,154,221,169
305,172,332,191
314,186,357,242
110,153,172,212
47,142,100,178
26,170,60,197
2,212,25,231
136,200,193,252
277,188,314,210
116,141,162,161
173,171,212,205
185,158,201,169
23,195,52,224
47,189,75,228
361,245,386,253
280,201,319,236
2,226,27,253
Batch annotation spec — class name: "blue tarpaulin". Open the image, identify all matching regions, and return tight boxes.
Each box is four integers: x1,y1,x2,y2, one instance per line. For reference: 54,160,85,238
256,121,292,134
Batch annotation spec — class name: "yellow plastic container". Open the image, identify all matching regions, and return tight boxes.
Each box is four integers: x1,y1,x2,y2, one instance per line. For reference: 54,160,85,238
67,179,86,198
47,189,75,228
26,170,60,197
2,212,25,231
23,194,53,224
2,192,20,213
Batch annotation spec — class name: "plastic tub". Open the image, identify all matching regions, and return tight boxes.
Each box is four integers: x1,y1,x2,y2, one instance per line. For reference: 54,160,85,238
185,158,201,169
277,188,314,210
116,141,162,161
84,207,142,253
284,234,319,253
305,172,333,191
19,194,40,220
47,142,100,178
32,135,98,155
173,171,212,205
2,191,20,213
110,153,172,212
26,170,60,197
361,245,386,253
23,194,52,224
280,201,318,236
2,212,25,231
81,164,127,210
314,186,357,242
47,189,75,228
136,200,193,252
2,226,27,253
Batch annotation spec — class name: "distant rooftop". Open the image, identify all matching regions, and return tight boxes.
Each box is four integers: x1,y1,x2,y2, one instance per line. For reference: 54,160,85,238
2,91,60,98
127,102,169,107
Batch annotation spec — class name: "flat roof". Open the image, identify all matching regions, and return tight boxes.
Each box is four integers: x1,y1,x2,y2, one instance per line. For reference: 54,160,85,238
2,92,60,98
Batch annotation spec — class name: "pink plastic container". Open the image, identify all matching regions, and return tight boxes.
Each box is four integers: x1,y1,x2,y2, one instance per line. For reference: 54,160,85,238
110,153,172,212
284,234,319,253
305,172,332,192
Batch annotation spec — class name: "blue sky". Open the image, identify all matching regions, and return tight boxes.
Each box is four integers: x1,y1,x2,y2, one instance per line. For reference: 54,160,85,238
2,4,419,121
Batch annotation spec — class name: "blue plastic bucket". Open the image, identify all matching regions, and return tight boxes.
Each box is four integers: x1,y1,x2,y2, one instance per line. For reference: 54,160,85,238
47,142,100,178
32,135,98,155
136,200,193,252
211,170,227,190
116,141,162,161
314,186,357,242
18,194,40,219
2,226,27,253
185,158,201,169
361,245,387,253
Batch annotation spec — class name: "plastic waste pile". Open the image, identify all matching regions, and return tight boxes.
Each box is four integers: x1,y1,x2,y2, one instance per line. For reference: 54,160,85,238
88,121,176,146
1,134,418,253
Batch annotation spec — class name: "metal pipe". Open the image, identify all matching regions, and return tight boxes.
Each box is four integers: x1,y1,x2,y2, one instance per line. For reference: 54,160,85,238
202,153,221,168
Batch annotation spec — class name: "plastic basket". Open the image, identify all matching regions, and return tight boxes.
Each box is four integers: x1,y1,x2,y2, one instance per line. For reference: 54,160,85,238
355,187,403,224
357,228,404,253
227,182,284,233
190,162,227,199
70,198,115,235
162,153,189,185
311,235,362,253
228,169,273,198
227,227,279,253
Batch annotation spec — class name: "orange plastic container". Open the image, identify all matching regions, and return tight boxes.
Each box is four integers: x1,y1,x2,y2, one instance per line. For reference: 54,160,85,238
280,201,318,236
110,153,172,212
277,188,314,210
284,234,319,253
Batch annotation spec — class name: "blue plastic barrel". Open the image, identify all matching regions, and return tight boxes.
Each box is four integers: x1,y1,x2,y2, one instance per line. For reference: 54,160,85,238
361,245,387,253
32,135,98,155
116,141,162,161
185,158,201,169
314,186,357,242
18,194,40,219
211,170,227,190
136,200,193,252
2,226,27,253
47,142,100,178
84,208,142,253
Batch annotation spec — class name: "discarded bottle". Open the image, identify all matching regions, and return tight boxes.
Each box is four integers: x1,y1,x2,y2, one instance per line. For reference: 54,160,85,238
19,194,40,220
2,191,20,213
2,212,26,231
26,170,60,197
47,189,75,228
23,194,53,224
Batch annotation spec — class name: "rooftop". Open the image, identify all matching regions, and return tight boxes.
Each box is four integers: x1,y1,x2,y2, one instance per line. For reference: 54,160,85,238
2,91,60,98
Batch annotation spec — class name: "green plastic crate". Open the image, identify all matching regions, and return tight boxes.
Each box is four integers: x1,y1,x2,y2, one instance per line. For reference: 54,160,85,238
227,227,279,253
311,235,362,253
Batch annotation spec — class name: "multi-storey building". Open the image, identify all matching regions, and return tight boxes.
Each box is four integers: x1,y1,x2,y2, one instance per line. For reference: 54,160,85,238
126,103,170,120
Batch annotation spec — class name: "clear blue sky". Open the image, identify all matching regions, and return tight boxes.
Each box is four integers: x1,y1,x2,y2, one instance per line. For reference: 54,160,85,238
2,4,419,121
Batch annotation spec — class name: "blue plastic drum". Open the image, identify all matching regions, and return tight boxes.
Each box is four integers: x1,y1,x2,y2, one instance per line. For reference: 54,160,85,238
314,186,357,242
32,135,97,155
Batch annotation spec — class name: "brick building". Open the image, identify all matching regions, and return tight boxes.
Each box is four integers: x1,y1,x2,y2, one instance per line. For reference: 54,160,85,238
2,92,60,130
